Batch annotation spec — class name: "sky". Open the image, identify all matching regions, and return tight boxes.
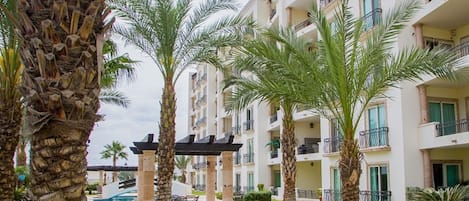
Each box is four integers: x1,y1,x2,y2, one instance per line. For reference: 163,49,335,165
87,0,248,167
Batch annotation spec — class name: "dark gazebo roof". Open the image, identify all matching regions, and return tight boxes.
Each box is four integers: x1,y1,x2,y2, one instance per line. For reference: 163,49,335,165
130,134,242,156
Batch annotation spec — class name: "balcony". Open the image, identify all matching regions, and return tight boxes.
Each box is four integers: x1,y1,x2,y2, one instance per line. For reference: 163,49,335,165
194,184,206,191
363,8,382,31
296,189,319,199
419,121,469,149
270,113,278,124
232,125,241,136
243,120,254,131
270,8,277,20
297,143,319,154
359,190,392,201
270,149,279,159
323,189,340,201
192,162,207,170
243,153,254,164
294,18,312,32
359,127,390,150
323,136,343,154
454,42,469,59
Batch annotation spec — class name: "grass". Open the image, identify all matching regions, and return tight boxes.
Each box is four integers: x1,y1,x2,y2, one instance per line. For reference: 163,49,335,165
192,190,206,196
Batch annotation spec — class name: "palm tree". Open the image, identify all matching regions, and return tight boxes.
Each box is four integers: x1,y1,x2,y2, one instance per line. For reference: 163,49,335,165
174,156,191,184
283,0,456,200
1,0,113,199
100,39,138,108
109,0,254,199
411,185,469,201
225,28,315,201
100,141,128,183
0,0,23,199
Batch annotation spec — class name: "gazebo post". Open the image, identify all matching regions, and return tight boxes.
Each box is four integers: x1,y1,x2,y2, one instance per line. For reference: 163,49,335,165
98,170,104,194
141,150,156,201
206,156,217,201
137,154,144,201
222,151,233,201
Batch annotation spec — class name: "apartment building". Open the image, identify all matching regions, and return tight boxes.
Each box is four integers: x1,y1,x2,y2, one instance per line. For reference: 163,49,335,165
188,0,469,200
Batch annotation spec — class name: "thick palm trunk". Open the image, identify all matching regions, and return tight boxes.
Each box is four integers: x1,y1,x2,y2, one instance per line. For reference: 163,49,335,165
0,102,21,200
157,77,176,201
17,1,109,200
16,137,28,167
29,123,91,201
339,138,361,201
281,109,296,201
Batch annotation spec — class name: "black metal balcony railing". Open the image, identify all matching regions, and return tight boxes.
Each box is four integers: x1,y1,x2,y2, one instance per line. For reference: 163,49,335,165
436,119,469,136
270,8,277,19
298,143,319,154
359,190,392,201
359,127,389,148
297,189,319,199
320,0,335,7
323,189,341,201
243,120,254,131
294,18,312,31
363,8,382,31
192,162,207,170
243,153,254,163
270,113,278,123
270,149,279,159
323,136,343,153
454,42,469,58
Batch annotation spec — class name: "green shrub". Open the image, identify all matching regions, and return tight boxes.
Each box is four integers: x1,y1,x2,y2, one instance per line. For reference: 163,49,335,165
215,192,223,200
410,185,469,201
243,190,271,201
257,184,264,191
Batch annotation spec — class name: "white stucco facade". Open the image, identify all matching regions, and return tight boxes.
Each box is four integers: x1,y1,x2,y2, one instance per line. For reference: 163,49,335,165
188,0,469,200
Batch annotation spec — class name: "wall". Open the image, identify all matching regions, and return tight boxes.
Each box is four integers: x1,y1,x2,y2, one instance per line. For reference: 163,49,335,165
296,161,322,190
430,148,469,181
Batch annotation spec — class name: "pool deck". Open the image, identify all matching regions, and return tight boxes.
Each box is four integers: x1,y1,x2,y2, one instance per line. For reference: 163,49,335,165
86,195,218,201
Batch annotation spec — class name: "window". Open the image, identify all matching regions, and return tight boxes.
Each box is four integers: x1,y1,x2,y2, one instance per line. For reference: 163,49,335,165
363,0,381,30
429,101,456,136
432,162,462,188
235,173,241,192
328,119,343,152
369,165,389,201
424,38,453,50
248,172,254,191
245,108,254,130
246,139,254,163
332,168,341,201
367,104,387,146
273,170,281,188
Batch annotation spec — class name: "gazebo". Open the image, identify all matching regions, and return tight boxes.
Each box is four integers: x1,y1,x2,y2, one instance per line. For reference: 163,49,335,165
130,133,242,201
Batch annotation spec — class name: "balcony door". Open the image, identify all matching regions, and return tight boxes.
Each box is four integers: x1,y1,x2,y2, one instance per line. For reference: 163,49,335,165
332,168,341,201
429,102,456,135
235,173,241,192
369,165,389,201
274,170,281,188
367,104,386,146
363,0,380,29
432,163,462,188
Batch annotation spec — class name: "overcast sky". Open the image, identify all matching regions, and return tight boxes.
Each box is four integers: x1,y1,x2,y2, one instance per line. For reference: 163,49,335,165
87,1,248,167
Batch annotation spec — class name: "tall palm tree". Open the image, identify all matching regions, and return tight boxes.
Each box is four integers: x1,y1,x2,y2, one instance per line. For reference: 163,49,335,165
284,0,457,200
0,1,22,198
109,0,254,199
2,0,113,199
175,156,191,184
100,39,138,108
100,141,128,183
225,28,314,201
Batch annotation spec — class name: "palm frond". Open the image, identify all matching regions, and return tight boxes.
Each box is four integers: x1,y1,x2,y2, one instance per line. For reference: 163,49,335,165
100,90,131,108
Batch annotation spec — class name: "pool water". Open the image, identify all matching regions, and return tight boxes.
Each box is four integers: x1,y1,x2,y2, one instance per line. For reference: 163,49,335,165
93,195,136,201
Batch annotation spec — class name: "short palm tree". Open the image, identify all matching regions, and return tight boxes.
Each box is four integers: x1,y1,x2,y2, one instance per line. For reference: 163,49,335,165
411,185,469,201
225,28,315,201
109,0,254,199
2,0,113,199
175,156,191,184
100,39,138,108
0,0,23,199
285,0,456,200
100,141,129,183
